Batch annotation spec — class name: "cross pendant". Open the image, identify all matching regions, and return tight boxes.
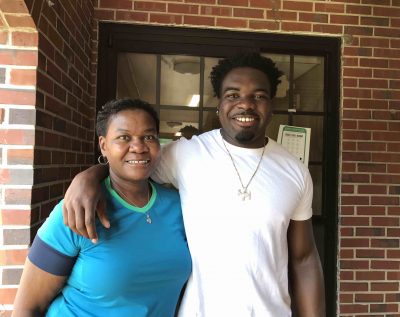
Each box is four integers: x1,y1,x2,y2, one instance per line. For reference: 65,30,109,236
238,188,251,201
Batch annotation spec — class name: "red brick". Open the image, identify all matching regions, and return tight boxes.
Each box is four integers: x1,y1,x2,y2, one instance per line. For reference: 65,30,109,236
373,6,400,18
371,238,399,248
372,260,400,270
183,15,214,26
356,227,385,236
341,161,356,171
218,0,248,6
233,8,263,19
346,5,372,15
359,78,388,89
343,88,371,98
0,0,29,13
360,58,388,68
356,249,385,258
341,173,370,183
94,9,116,20
0,209,31,225
7,148,34,165
150,13,183,24
375,27,400,38
0,249,28,265
186,0,215,4
373,131,400,142
0,288,17,305
341,216,370,226
360,37,390,48
343,67,372,78
340,260,369,270
299,13,328,23
0,88,36,105
362,16,390,27
342,130,371,140
168,3,198,14
342,98,358,109
248,0,277,9
4,14,35,28
359,99,388,110
355,293,384,302
357,142,386,152
10,69,36,86
313,24,343,34
216,17,247,28
315,2,344,13
341,238,369,248
11,31,38,47
358,185,387,195
341,195,370,206
0,129,35,145
201,6,232,16
99,0,132,9
343,109,371,119
371,282,399,291
282,22,311,32
358,121,387,131
371,196,399,206
330,14,359,25
341,184,354,194
283,1,312,11
340,282,369,292
357,206,385,215
372,173,400,184
0,49,37,66
267,10,297,21
135,1,166,12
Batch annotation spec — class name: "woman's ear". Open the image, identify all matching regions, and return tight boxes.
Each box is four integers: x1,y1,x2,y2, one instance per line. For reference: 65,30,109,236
98,136,107,156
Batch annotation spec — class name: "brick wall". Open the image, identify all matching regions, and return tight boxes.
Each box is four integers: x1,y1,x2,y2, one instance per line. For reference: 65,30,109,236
0,0,37,313
90,0,400,316
0,0,94,314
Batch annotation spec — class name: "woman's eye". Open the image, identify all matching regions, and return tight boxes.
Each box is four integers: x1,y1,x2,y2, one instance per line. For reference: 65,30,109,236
117,135,129,141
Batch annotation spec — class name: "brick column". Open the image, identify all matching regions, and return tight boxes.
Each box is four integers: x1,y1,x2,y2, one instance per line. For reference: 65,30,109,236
0,0,37,315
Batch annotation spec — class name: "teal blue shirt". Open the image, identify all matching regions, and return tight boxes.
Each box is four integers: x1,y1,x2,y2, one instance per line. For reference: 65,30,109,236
31,179,191,317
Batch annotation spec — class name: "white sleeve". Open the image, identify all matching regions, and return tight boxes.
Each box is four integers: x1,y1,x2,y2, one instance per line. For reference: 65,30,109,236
151,140,180,189
291,167,313,221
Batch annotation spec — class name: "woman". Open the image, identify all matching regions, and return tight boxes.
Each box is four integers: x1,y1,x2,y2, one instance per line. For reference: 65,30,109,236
12,98,192,317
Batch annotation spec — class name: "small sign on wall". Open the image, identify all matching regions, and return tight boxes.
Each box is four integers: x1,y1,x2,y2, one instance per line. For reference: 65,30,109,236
277,125,311,166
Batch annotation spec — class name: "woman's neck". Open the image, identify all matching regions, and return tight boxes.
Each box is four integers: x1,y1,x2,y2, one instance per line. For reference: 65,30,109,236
109,174,150,208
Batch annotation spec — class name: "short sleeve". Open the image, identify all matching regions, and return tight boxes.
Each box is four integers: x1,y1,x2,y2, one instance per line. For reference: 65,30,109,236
152,140,180,188
291,168,313,221
36,200,82,257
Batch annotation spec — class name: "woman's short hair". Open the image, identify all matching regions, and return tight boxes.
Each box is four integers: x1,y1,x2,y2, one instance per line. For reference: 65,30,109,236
96,98,159,137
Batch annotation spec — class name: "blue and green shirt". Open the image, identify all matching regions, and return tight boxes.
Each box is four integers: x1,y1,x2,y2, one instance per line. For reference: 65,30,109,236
29,178,192,317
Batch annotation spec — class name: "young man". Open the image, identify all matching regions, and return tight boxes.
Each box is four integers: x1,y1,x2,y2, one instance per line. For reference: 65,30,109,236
63,52,325,316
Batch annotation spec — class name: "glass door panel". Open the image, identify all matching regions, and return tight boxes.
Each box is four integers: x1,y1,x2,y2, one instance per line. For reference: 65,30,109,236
160,55,200,107
116,53,156,104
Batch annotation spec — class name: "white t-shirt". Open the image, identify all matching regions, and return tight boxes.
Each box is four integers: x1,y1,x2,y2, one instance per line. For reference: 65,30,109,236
153,129,313,317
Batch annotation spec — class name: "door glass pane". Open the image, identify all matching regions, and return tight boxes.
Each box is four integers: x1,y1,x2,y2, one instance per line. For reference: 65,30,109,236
266,114,288,141
293,115,324,162
293,56,324,112
160,55,200,107
202,110,220,132
309,165,323,216
203,57,220,108
160,109,199,140
263,53,290,111
116,53,156,104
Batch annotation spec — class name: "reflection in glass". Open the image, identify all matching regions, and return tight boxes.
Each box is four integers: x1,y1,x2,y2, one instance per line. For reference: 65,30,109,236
203,57,220,108
262,53,290,111
294,56,324,112
202,110,220,132
309,165,322,216
160,109,198,139
293,115,324,162
160,55,200,107
266,114,288,141
116,53,156,104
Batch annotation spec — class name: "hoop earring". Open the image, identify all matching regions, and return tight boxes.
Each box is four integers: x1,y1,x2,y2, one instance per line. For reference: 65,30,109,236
97,155,109,165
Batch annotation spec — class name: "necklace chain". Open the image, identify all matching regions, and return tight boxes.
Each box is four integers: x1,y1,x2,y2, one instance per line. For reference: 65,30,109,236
222,139,266,201
111,180,152,224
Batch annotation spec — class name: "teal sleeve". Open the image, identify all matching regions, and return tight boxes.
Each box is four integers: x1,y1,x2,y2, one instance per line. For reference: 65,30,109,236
37,200,83,257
